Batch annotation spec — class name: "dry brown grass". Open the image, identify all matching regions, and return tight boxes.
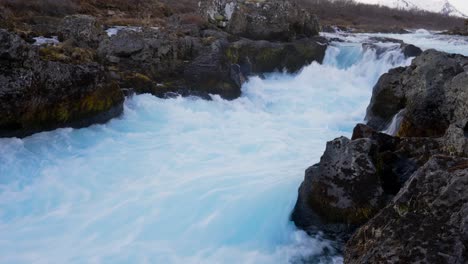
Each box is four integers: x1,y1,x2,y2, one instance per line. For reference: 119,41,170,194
0,0,463,31
0,0,198,27
0,0,78,17
179,13,206,26
298,0,465,31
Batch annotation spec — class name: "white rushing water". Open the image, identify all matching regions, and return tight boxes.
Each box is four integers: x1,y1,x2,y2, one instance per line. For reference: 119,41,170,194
0,32,465,264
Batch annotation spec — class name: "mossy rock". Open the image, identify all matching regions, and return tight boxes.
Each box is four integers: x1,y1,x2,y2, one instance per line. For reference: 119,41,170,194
227,38,327,74
308,182,381,225
39,43,96,64
16,81,123,130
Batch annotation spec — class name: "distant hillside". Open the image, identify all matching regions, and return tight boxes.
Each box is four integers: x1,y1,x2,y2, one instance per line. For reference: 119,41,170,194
0,0,465,34
299,0,466,32
356,0,467,18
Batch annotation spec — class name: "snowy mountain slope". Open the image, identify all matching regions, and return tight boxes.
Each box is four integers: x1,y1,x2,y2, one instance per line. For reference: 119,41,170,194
356,0,467,17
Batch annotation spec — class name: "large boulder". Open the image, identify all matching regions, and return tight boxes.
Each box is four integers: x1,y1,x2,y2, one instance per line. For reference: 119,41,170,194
366,50,468,137
97,27,205,97
59,15,105,48
98,26,328,99
198,0,320,41
184,39,243,100
345,156,468,264
0,29,124,138
291,136,386,237
227,37,328,74
291,123,446,238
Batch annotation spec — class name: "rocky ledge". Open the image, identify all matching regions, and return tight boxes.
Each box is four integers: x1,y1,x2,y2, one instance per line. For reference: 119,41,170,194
292,49,468,262
0,29,124,138
0,0,326,137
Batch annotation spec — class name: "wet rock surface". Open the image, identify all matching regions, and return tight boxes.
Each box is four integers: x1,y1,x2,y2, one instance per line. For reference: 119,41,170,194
293,48,468,263
97,23,327,100
292,124,443,237
291,136,385,238
198,0,320,41
366,49,468,137
59,15,105,48
345,156,468,264
0,0,326,137
0,29,123,138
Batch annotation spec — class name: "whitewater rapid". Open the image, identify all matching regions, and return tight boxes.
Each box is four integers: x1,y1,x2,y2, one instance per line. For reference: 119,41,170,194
0,32,465,264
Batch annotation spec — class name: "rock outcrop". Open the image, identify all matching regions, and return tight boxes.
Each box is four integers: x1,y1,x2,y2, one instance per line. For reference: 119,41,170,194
0,1,325,137
345,156,468,264
198,0,320,41
366,49,468,138
292,48,468,263
59,15,105,48
363,37,422,59
0,29,124,138
227,37,328,74
98,26,327,100
97,27,204,97
292,136,384,236
291,124,443,237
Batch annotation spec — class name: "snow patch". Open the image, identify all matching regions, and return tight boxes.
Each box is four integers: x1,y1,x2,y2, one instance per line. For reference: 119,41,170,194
33,36,59,46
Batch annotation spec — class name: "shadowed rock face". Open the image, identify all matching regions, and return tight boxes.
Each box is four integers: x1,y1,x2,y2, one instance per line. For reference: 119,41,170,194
199,0,320,41
97,27,327,100
293,48,468,263
291,124,444,238
291,136,385,239
366,49,468,138
345,156,468,264
0,3,326,136
59,15,105,48
0,29,124,138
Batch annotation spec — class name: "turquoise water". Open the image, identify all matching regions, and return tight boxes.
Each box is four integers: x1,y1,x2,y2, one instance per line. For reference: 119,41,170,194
0,34,446,264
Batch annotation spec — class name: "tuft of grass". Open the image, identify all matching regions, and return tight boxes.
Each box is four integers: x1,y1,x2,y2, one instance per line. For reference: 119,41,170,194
39,42,95,64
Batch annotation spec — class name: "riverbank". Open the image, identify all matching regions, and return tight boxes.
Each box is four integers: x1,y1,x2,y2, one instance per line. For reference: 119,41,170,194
0,0,327,137
292,42,468,263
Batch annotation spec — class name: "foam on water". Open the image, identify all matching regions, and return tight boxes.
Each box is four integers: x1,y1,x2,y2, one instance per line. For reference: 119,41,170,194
324,31,468,56
1,33,458,264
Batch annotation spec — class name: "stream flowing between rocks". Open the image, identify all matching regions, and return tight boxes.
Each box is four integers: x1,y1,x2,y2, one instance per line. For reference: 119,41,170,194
0,31,467,264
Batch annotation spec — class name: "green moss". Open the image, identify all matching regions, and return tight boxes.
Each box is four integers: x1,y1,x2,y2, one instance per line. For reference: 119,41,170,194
394,204,409,217
122,72,155,94
56,104,70,122
253,47,284,72
308,185,379,225
202,36,216,46
17,81,122,130
39,46,69,62
225,47,239,63
39,45,95,64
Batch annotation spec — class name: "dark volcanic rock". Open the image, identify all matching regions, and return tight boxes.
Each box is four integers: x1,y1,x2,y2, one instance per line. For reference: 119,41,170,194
199,0,320,41
401,43,422,58
0,29,124,138
97,27,203,97
227,37,328,74
292,123,448,238
345,156,468,264
291,136,385,237
366,50,468,137
98,26,327,100
362,38,422,59
59,15,105,48
184,39,242,100
292,42,468,263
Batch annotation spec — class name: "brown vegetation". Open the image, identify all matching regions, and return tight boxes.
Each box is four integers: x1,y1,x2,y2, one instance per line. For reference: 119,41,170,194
0,0,198,27
0,0,464,31
299,0,465,31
